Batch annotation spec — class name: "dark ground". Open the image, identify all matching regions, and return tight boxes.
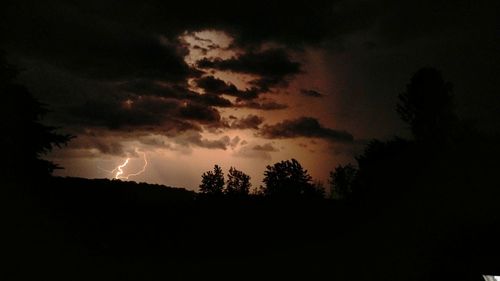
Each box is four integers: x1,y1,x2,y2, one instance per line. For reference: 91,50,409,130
3,166,499,281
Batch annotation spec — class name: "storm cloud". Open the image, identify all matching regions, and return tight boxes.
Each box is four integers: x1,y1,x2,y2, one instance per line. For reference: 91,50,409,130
195,75,258,100
236,100,288,111
196,48,301,78
300,89,324,98
230,115,264,130
67,96,229,136
196,48,301,91
260,117,354,143
253,143,279,152
1,0,496,165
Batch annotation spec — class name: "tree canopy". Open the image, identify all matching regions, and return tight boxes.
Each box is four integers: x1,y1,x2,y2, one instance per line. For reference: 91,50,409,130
397,67,458,144
0,51,72,179
199,165,225,195
225,167,251,196
261,159,323,199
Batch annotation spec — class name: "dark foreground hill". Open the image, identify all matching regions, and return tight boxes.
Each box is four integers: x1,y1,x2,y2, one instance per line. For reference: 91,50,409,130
3,177,341,280
2,173,499,281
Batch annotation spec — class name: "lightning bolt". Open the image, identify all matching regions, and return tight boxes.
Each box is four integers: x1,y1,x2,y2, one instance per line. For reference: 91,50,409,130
117,151,148,180
98,149,148,181
114,158,130,179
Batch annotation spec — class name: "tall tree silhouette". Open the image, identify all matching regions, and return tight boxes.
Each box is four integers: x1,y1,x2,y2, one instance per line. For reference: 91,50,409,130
225,167,251,196
329,164,357,200
397,67,458,144
261,159,323,198
348,67,460,205
199,165,225,195
0,52,72,180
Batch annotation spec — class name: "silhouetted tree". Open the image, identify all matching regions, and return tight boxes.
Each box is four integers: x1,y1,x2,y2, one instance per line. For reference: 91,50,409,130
397,67,458,144
0,51,72,180
199,165,225,195
329,164,357,200
225,167,251,196
347,68,462,205
261,159,323,199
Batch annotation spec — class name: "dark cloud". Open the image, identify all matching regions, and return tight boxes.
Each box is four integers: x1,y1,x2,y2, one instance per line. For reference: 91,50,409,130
237,100,288,111
196,75,239,95
69,98,178,129
137,136,172,150
196,49,301,91
233,142,279,160
195,75,258,100
118,79,189,98
173,131,230,150
248,77,287,93
195,94,234,108
230,115,264,130
197,48,301,77
119,79,235,108
230,136,241,149
300,89,324,98
178,102,222,124
68,135,128,157
1,0,496,155
3,1,339,46
2,0,492,53
1,2,197,82
253,143,279,152
68,96,229,135
260,117,354,143
234,146,271,160
71,128,233,153
192,45,209,55
56,128,160,157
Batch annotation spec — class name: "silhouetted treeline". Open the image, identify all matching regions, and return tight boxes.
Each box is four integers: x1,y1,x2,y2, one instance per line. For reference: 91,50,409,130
325,68,500,278
191,67,500,279
199,159,324,199
329,68,488,206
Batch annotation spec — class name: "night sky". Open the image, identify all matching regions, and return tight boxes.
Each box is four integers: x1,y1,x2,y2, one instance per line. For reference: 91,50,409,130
1,0,498,190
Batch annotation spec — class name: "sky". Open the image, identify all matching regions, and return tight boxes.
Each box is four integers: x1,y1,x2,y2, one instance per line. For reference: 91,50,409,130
1,0,498,190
